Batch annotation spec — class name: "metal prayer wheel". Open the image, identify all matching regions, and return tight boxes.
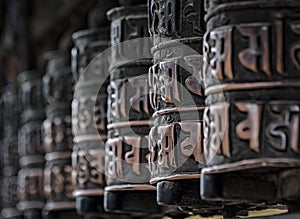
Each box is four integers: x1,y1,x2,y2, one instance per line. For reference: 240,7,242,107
41,52,80,219
71,28,109,83
17,71,45,219
147,0,217,215
71,27,110,218
201,0,300,206
104,5,162,216
1,85,23,219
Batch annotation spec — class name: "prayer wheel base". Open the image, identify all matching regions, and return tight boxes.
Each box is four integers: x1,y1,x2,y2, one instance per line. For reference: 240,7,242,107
201,166,300,204
157,179,224,217
42,209,82,219
104,189,162,217
75,196,105,216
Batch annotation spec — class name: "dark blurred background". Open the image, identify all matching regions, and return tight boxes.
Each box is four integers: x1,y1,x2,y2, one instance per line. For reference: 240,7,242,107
0,0,116,92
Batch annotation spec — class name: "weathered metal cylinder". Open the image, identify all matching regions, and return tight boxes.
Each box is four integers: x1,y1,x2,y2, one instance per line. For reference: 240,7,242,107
41,52,80,219
104,5,161,216
17,71,45,219
71,28,110,218
201,0,300,204
147,0,215,215
1,85,23,219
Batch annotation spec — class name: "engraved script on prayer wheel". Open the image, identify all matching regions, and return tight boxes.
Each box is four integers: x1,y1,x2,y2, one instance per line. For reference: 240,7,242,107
104,4,162,216
147,0,221,215
71,27,109,218
201,0,300,204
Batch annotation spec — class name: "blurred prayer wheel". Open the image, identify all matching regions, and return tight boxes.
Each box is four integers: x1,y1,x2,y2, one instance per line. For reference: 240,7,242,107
17,71,45,219
41,52,81,219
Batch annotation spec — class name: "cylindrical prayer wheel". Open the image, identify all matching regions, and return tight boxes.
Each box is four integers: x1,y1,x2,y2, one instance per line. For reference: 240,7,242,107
201,0,300,205
1,85,23,219
71,28,110,218
41,52,80,219
147,0,219,215
104,5,162,216
17,71,45,219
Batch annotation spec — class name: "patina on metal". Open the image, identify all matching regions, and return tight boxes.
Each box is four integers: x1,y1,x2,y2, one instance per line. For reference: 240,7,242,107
1,84,23,219
201,0,300,209
17,70,45,219
104,4,162,217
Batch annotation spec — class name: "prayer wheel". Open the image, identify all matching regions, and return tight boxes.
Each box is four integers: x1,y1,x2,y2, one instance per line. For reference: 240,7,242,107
17,71,45,219
71,27,111,218
41,51,80,219
201,0,300,209
104,4,162,217
147,0,214,215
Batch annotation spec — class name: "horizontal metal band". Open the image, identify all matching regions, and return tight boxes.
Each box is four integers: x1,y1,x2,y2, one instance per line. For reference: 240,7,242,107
19,155,44,167
150,174,201,184
152,106,205,118
43,202,75,211
17,201,44,211
1,208,23,218
206,0,300,21
205,81,300,96
45,152,71,161
107,120,153,130
73,189,105,197
202,158,300,175
73,134,107,143
105,184,157,192
151,37,202,54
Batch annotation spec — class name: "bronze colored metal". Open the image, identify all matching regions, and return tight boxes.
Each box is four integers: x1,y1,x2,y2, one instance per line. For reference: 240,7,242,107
201,0,300,206
17,70,45,219
1,85,23,219
71,27,110,218
105,4,162,217
41,52,81,219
